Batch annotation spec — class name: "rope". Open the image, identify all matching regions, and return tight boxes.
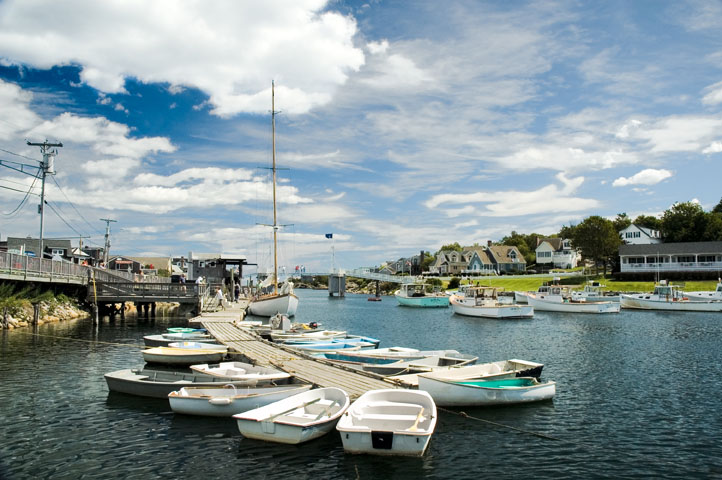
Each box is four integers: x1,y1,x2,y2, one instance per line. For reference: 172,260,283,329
12,331,145,349
441,407,564,441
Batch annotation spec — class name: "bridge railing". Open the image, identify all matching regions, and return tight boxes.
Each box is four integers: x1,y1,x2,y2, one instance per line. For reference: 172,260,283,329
92,281,206,300
0,251,88,282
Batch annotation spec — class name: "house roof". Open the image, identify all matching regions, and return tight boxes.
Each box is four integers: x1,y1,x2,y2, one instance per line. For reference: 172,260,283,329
487,245,526,264
536,237,562,250
464,248,493,264
621,224,659,237
7,237,72,254
619,241,722,256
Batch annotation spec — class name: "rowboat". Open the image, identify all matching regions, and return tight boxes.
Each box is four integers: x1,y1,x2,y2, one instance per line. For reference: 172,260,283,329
189,361,292,384
361,352,478,376
167,327,206,334
104,367,270,398
620,281,722,312
526,293,620,314
142,346,226,365
234,387,350,444
336,389,437,456
417,376,556,406
280,335,381,349
450,287,534,319
389,358,544,387
394,283,449,307
167,341,228,352
288,343,364,353
162,332,212,341
168,384,312,417
270,330,347,343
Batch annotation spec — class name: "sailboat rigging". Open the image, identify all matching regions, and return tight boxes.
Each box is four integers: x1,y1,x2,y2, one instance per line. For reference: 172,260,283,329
248,81,299,317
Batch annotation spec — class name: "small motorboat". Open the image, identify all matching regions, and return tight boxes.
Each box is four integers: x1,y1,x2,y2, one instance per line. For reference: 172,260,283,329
417,376,556,407
367,296,382,302
234,387,350,444
394,283,449,307
190,361,292,384
142,346,226,365
526,293,620,314
450,287,534,319
621,281,722,311
168,384,312,417
336,389,437,456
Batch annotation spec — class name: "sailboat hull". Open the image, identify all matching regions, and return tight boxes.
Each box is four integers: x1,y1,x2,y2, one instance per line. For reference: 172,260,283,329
248,293,299,317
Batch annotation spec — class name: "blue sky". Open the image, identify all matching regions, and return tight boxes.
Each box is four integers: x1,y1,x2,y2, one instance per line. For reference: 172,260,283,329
1,0,721,274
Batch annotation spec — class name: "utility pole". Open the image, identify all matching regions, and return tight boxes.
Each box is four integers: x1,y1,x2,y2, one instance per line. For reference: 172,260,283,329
100,218,117,265
26,140,62,259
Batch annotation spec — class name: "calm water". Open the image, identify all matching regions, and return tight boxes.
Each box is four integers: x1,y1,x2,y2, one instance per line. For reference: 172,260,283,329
2,289,722,479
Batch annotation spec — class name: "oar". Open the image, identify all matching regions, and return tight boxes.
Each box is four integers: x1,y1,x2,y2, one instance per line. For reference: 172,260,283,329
314,400,338,421
262,397,321,422
406,408,425,432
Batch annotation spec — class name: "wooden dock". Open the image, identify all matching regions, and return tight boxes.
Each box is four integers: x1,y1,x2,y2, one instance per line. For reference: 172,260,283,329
191,303,406,399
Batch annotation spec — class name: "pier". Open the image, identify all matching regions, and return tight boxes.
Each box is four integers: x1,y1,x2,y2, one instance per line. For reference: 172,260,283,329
192,302,406,398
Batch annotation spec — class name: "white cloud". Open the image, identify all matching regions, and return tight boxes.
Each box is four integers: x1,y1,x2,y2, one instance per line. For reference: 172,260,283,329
702,81,722,105
424,173,598,217
0,0,365,116
703,141,722,153
612,168,673,187
627,116,722,153
0,80,40,140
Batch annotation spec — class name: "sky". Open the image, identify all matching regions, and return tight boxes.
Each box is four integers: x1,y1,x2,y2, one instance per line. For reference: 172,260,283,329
1,0,721,275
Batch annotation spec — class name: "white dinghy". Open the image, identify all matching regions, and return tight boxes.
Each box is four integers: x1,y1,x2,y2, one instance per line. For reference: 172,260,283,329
190,361,292,384
417,376,556,407
336,389,437,456
390,358,544,387
142,346,226,365
167,341,228,352
168,384,312,417
234,387,350,444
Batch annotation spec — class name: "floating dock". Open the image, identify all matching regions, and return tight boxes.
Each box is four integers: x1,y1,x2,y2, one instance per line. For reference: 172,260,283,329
191,303,405,399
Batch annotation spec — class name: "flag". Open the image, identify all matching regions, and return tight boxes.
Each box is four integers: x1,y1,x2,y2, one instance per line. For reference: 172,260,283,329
325,233,333,239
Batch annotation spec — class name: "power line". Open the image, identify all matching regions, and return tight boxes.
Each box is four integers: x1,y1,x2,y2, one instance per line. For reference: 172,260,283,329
50,175,102,234
0,147,39,163
1,174,40,217
45,201,84,237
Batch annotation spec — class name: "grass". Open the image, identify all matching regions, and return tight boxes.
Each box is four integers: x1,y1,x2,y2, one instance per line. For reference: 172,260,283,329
445,277,721,293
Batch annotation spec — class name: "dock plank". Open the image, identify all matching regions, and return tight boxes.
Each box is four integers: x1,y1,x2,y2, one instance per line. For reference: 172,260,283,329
193,306,406,398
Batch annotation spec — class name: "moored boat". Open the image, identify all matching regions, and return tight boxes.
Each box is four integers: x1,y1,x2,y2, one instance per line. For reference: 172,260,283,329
104,367,270,399
142,346,226,365
361,352,478,376
189,361,292,384
270,330,347,343
168,383,312,417
571,281,619,303
167,341,228,352
336,389,437,456
684,280,722,302
234,387,350,444
526,293,620,314
390,358,544,387
450,287,534,319
417,376,556,407
620,281,722,312
394,283,449,307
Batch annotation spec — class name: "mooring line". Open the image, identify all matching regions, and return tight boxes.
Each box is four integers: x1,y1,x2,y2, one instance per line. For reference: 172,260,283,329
12,331,145,348
440,407,565,441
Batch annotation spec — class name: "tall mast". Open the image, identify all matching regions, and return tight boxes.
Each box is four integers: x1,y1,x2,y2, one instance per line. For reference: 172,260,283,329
271,81,279,295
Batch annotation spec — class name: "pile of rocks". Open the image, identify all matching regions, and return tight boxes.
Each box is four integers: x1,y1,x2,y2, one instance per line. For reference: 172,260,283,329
1,300,90,330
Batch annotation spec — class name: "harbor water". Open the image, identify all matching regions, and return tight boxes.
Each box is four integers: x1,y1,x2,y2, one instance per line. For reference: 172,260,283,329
2,289,722,479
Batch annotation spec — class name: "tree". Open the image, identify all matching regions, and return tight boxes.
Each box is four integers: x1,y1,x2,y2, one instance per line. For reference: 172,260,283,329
713,197,722,214
500,231,537,264
661,202,707,242
421,252,435,271
704,212,722,241
436,243,462,254
559,224,578,243
613,213,632,232
633,214,662,232
571,216,621,275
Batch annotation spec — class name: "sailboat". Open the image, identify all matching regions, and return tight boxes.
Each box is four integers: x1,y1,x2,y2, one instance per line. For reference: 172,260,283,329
248,82,300,318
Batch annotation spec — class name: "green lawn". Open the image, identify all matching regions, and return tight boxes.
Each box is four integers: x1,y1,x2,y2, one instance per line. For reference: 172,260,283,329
448,277,720,293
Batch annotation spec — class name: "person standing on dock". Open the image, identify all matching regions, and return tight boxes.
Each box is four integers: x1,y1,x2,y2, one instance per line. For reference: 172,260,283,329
214,287,225,310
234,283,240,302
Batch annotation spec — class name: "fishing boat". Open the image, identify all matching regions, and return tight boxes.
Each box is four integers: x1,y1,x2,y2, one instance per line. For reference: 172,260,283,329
514,281,568,304
189,361,292,384
450,286,534,319
417,376,556,406
684,280,722,302
167,341,228,352
526,293,620,314
247,82,299,318
142,346,226,365
390,358,544,387
336,389,437,456
394,283,449,307
570,281,619,302
168,384,312,417
234,387,350,444
620,281,722,311
104,367,270,399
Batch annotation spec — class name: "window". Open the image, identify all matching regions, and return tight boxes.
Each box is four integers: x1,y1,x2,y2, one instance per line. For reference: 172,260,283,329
51,248,65,256
674,256,694,263
699,255,716,262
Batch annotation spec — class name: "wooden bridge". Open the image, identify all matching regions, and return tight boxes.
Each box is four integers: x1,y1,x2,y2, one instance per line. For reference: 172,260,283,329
194,304,408,399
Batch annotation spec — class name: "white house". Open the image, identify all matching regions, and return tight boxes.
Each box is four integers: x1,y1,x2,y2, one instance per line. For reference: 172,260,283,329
619,241,722,276
535,238,579,269
619,224,661,245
